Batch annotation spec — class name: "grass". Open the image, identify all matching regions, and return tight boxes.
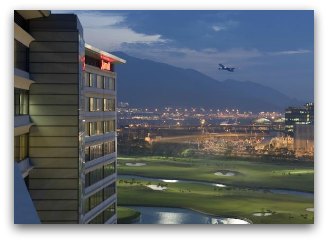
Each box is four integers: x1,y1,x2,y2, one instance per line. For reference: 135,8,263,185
117,178,314,224
117,206,141,224
117,154,314,224
118,155,314,192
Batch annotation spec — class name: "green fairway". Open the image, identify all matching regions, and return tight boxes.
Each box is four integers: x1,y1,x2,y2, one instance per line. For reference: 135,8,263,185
118,156,314,192
117,178,314,224
117,155,314,224
117,206,141,224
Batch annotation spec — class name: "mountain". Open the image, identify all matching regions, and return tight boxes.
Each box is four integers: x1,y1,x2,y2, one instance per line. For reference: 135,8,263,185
113,52,302,112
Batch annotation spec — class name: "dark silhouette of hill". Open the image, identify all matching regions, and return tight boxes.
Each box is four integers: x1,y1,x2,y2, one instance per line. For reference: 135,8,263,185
113,52,302,112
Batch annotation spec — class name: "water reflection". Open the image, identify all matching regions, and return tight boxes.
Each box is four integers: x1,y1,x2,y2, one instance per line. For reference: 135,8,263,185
129,206,250,224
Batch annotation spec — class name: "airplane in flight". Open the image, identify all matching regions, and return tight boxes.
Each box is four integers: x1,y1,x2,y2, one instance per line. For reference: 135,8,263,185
218,64,236,72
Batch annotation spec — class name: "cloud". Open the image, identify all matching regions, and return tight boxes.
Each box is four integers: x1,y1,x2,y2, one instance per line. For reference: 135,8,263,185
74,12,168,50
211,20,239,32
212,25,225,32
268,49,312,56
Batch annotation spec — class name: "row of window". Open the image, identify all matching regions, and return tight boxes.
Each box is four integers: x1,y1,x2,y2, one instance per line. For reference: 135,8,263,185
14,134,28,161
14,88,29,116
85,162,116,187
84,72,115,91
85,141,116,162
85,120,115,137
86,97,115,112
84,183,116,214
88,203,116,224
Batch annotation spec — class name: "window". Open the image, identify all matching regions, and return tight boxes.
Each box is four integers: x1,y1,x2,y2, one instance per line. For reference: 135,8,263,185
104,98,115,111
104,120,115,133
104,141,115,155
85,163,115,187
103,203,116,222
88,97,103,112
84,72,90,87
83,183,116,216
85,122,90,136
89,121,103,136
103,162,116,177
85,144,103,162
104,77,115,90
96,98,103,111
14,134,28,161
14,88,29,115
85,167,103,187
89,73,97,88
96,75,103,89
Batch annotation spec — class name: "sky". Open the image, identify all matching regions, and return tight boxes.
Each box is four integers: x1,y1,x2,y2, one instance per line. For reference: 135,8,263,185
55,10,314,101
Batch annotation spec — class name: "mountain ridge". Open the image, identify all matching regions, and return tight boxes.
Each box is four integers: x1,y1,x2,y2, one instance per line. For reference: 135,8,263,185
113,51,302,112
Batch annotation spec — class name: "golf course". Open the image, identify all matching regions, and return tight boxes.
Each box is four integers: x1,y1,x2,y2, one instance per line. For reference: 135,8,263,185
117,155,314,224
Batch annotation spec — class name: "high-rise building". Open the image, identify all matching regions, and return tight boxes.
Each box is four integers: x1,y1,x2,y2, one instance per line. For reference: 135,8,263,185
285,102,314,136
14,10,125,224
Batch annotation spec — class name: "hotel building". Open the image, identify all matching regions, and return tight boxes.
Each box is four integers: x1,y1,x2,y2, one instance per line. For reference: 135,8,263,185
14,10,125,224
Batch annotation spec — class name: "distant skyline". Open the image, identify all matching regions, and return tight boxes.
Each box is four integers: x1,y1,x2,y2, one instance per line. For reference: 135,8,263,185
55,10,314,101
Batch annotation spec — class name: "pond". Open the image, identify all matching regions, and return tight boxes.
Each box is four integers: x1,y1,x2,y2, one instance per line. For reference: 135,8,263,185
127,206,250,224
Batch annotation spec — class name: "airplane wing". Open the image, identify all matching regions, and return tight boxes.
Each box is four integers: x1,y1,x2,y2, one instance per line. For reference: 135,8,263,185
218,64,224,68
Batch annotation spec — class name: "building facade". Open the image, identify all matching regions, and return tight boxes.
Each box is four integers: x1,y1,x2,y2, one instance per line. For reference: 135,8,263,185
14,10,125,224
285,102,314,136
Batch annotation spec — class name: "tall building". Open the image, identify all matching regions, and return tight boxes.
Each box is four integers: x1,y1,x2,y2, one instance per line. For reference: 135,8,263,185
14,10,126,224
285,102,314,136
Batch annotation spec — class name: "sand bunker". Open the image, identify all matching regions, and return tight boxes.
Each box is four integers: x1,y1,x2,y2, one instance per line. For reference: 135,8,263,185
162,179,178,183
212,218,250,224
306,208,314,212
125,162,146,167
214,170,236,176
146,185,167,191
252,212,272,217
214,184,227,188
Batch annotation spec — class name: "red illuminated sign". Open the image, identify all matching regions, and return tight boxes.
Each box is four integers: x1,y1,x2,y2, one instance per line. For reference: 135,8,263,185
100,54,111,71
81,56,85,71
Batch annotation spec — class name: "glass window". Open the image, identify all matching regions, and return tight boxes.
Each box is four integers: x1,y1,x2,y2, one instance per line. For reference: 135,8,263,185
96,75,103,89
96,98,103,111
85,167,104,187
14,134,28,161
104,98,115,112
109,77,115,90
104,120,115,133
103,162,116,177
14,88,29,115
103,203,116,222
85,122,90,136
90,73,97,88
88,144,103,161
85,146,90,161
84,186,116,219
84,72,90,86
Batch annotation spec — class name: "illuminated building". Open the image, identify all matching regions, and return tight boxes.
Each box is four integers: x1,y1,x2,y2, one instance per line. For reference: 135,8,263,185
14,10,125,224
294,124,314,158
285,102,314,136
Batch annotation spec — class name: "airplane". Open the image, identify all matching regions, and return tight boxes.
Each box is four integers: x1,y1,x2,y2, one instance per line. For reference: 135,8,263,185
218,64,236,72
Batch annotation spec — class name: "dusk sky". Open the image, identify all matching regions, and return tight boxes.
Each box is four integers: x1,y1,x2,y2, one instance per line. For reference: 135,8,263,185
56,10,314,101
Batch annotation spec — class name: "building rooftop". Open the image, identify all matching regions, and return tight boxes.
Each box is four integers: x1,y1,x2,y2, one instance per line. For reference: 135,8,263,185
85,43,126,64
